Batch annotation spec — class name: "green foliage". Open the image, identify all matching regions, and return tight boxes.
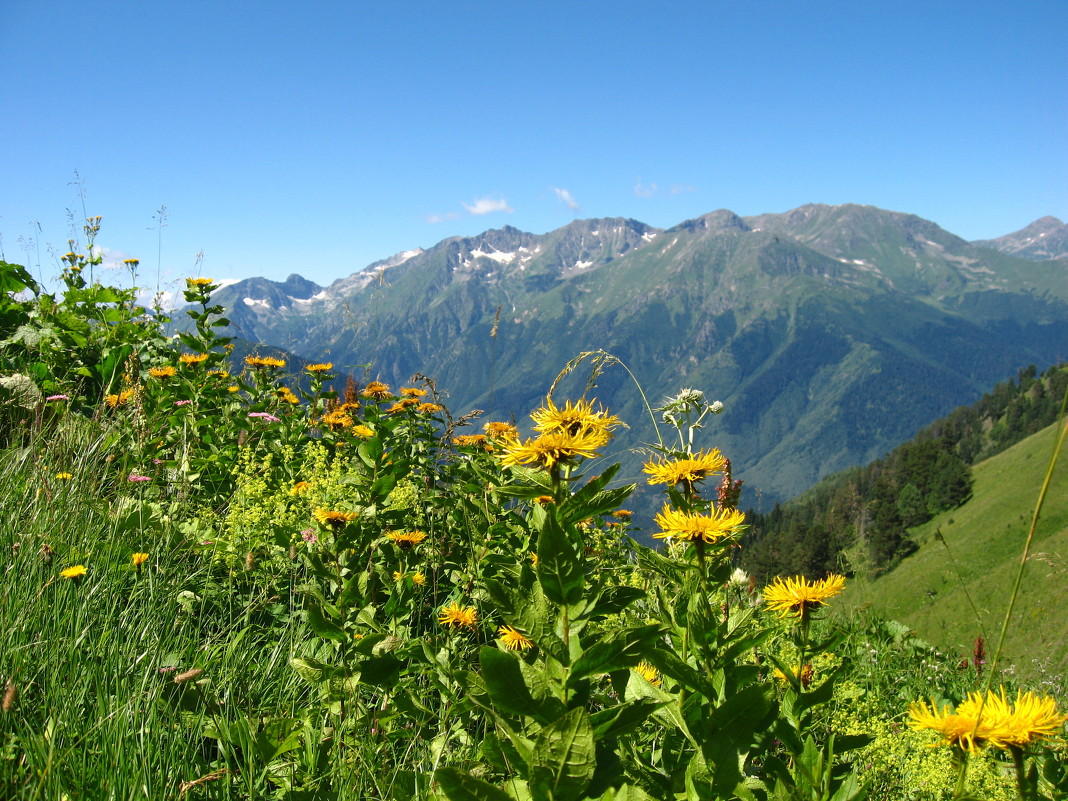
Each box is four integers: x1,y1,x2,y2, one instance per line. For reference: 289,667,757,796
0,244,1063,800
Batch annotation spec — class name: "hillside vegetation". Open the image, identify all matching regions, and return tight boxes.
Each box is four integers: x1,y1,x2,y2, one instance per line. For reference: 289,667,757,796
841,419,1068,677
741,363,1068,581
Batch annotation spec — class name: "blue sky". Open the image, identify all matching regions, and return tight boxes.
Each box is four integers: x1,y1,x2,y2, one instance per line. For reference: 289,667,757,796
2,0,1065,294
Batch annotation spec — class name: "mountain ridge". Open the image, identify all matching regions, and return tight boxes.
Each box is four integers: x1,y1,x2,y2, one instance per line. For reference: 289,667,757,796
199,203,1068,508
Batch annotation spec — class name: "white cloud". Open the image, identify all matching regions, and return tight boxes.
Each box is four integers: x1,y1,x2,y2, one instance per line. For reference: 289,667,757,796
462,197,514,216
426,211,461,224
634,179,659,198
551,186,580,211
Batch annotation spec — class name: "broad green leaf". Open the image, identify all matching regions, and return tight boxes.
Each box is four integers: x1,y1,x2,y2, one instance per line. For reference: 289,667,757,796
435,768,514,801
568,624,662,685
529,708,596,801
703,683,776,795
536,512,585,606
589,699,667,741
480,646,556,724
306,605,348,642
289,656,333,685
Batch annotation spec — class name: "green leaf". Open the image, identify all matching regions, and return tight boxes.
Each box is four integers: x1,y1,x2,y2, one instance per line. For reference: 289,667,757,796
307,604,348,642
480,646,556,724
589,699,667,741
529,708,596,801
536,512,585,606
357,654,403,687
582,585,646,619
702,683,776,795
289,656,333,685
569,624,662,685
434,768,514,801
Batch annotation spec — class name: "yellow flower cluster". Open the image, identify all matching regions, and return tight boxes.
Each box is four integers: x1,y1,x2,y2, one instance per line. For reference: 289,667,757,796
149,366,177,378
498,397,620,471
305,363,333,373
385,530,427,549
762,574,846,619
179,353,208,365
361,381,392,400
312,508,359,529
105,389,136,407
652,505,745,545
438,602,478,629
498,625,534,651
909,688,1066,753
245,356,286,369
485,421,519,440
643,449,726,488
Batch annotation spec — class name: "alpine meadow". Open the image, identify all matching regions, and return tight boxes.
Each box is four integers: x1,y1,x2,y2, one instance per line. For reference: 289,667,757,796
0,204,1066,801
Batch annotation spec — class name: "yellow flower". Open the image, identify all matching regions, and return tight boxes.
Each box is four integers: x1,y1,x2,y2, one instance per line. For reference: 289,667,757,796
611,509,633,519
179,353,208,365
498,625,534,651
290,481,312,496
635,661,661,687
386,398,419,414
412,571,426,586
762,575,846,619
385,530,427,549
228,385,240,393
277,387,300,405
947,688,1066,749
305,363,333,373
352,424,374,438
55,472,73,480
245,355,286,369
186,277,214,287
908,696,1010,753
438,602,478,630
400,386,427,397
60,565,87,580
652,505,745,545
105,388,136,407
312,508,359,529
131,552,149,568
531,397,622,439
999,689,1067,745
453,434,489,448
148,366,177,378
417,402,444,413
208,369,230,379
321,410,353,430
361,381,392,400
485,421,519,441
498,430,607,470
643,449,726,487
392,570,405,583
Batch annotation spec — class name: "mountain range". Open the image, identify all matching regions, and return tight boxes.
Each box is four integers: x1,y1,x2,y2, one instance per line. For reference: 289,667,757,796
202,204,1068,509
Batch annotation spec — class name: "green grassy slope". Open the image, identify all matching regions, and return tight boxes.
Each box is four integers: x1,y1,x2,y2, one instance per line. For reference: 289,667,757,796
840,419,1068,677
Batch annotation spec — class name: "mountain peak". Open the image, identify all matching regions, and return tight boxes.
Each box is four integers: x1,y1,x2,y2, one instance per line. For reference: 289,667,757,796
973,216,1068,261
669,209,749,234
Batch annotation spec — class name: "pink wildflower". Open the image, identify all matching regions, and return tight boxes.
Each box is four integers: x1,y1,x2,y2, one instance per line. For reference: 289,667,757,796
46,394,70,401
248,412,281,423
128,473,151,483
174,400,191,407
